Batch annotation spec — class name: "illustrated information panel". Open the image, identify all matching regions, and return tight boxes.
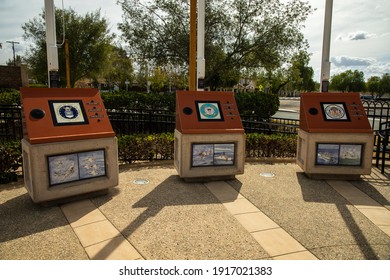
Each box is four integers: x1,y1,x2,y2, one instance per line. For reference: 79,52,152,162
192,143,235,167
48,149,106,186
316,143,363,166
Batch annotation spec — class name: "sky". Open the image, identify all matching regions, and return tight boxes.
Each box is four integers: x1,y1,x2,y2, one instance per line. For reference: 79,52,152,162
0,0,389,82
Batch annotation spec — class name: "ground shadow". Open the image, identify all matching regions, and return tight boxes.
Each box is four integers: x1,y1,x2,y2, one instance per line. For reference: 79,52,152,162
92,175,243,259
0,180,69,243
297,172,389,259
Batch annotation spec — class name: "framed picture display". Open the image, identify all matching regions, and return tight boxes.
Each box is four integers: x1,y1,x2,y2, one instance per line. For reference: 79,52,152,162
195,101,224,121
316,143,363,166
192,143,235,167
320,102,350,121
48,100,89,126
48,149,106,186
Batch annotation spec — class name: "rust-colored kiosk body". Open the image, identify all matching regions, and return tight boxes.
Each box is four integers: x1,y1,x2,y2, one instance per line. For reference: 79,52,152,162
175,91,245,181
20,87,118,203
297,92,374,179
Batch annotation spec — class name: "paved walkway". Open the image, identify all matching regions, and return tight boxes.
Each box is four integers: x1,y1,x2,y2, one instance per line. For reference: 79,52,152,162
1,162,389,260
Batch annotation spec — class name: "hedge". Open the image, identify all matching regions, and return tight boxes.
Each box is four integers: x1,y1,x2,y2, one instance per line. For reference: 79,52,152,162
0,140,22,183
0,133,296,183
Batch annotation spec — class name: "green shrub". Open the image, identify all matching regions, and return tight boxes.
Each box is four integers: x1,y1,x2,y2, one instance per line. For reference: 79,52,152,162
245,133,297,158
0,89,21,105
235,91,280,119
117,134,155,163
117,132,295,164
101,91,176,111
152,133,175,160
0,140,22,183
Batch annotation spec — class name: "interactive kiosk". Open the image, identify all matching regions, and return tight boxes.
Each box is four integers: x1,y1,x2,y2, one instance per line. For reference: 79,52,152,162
297,92,374,179
175,91,245,181
20,87,118,203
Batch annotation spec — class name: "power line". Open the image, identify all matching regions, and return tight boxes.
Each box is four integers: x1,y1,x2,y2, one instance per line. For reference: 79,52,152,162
6,40,20,66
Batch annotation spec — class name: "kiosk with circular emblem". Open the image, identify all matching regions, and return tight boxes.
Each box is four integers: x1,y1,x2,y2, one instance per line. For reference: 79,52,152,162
20,87,119,203
175,91,245,181
297,92,374,179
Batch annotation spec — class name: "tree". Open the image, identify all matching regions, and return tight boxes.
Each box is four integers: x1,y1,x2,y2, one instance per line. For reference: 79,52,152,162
330,70,365,92
22,8,114,87
118,0,313,89
6,55,24,66
366,76,381,97
102,45,134,90
288,51,315,92
379,73,390,97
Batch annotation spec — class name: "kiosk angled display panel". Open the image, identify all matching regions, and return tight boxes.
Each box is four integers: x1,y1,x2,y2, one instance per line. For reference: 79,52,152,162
175,91,244,134
299,92,372,133
20,87,115,144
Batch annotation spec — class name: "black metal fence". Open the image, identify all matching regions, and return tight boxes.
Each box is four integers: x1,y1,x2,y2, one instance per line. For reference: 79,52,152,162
1,99,389,141
0,105,23,141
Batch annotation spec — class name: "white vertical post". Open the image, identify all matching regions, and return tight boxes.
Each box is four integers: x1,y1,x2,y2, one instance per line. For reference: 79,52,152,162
320,0,333,92
45,0,59,87
197,0,205,90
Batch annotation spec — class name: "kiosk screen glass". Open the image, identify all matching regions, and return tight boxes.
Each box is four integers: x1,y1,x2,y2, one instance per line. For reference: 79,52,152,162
49,100,89,126
195,101,224,121
316,143,362,166
48,149,106,186
192,143,235,167
320,102,350,121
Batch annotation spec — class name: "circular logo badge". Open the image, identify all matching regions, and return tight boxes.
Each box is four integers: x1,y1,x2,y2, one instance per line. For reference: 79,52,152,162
325,104,345,119
59,105,79,119
200,103,219,119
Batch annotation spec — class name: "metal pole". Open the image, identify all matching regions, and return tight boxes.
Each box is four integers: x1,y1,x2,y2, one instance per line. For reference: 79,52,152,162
189,0,197,91
45,0,59,88
196,0,205,91
320,0,333,92
65,39,71,88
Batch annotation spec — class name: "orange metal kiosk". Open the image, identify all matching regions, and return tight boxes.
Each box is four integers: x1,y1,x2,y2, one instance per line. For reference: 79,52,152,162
20,87,118,203
175,91,245,180
297,92,374,179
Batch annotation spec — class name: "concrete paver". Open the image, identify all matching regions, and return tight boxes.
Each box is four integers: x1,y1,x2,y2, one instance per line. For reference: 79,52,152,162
60,198,143,260
327,180,390,238
205,180,318,260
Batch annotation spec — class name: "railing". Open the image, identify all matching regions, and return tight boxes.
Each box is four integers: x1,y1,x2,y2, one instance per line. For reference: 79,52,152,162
241,115,299,135
1,99,389,141
107,109,175,135
362,99,390,131
0,105,23,141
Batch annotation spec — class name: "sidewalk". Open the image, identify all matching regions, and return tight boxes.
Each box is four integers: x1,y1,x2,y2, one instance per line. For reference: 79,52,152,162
1,161,389,260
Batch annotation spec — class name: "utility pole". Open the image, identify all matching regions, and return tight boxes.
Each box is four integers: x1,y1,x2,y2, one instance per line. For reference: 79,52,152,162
6,40,20,66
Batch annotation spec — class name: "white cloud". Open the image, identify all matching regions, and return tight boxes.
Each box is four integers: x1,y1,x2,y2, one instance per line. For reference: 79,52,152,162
331,56,376,67
330,55,390,80
336,31,376,41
